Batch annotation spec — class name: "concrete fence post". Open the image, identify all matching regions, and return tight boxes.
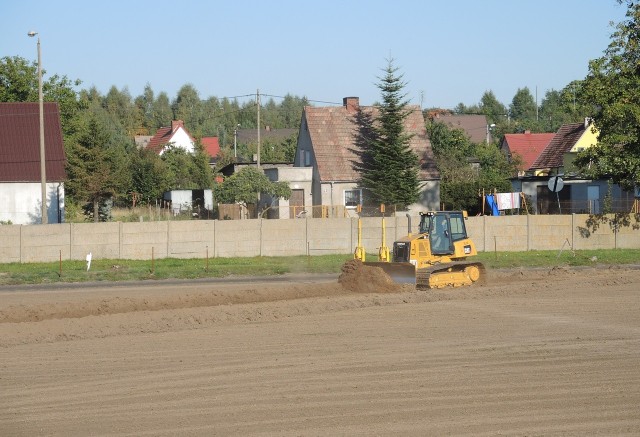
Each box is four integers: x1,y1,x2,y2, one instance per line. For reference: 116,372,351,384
526,214,531,251
305,216,309,254
260,218,263,257
571,214,575,251
167,220,171,258
118,221,123,260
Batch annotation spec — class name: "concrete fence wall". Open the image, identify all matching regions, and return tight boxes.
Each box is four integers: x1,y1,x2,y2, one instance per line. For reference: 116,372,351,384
1,214,639,264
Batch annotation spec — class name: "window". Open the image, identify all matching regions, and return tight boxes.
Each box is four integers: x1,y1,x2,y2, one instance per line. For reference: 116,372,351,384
344,189,362,209
304,150,312,166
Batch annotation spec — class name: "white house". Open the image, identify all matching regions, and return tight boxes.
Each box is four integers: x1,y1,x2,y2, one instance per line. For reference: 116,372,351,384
146,120,196,155
0,102,66,224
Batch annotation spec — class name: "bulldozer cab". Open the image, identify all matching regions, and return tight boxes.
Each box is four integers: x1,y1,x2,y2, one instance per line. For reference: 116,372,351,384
420,211,469,255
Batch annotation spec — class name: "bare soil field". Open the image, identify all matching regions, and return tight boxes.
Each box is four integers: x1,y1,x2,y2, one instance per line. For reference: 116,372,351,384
1,265,639,436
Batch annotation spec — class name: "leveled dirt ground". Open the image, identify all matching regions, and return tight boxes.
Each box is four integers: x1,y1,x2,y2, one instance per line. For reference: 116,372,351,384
1,264,639,436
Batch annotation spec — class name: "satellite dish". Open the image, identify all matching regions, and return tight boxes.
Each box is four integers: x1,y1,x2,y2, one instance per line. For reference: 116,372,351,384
548,176,564,192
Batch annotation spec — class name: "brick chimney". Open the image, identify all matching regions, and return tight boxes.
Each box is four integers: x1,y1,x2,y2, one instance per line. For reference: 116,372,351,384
171,120,184,133
343,97,359,112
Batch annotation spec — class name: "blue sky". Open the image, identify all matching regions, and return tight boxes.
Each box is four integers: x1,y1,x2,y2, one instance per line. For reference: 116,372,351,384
2,0,629,109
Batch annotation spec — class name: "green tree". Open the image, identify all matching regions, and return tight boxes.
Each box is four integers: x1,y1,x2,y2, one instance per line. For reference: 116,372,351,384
213,166,291,204
128,149,171,204
103,86,144,139
575,1,640,191
357,59,421,209
65,112,131,221
538,81,591,133
509,87,537,122
151,91,173,131
161,144,213,190
479,90,507,124
172,84,203,136
134,83,156,134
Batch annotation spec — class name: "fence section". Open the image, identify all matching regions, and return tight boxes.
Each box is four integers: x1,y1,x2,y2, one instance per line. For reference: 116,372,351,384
1,214,639,263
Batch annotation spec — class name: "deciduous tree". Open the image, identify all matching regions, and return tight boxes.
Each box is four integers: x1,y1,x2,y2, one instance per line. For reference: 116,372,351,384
213,167,291,205
575,0,640,191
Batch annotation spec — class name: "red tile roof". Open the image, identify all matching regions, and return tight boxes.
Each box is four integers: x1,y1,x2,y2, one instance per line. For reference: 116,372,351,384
0,102,67,182
304,99,439,182
502,132,555,171
531,122,586,169
146,120,195,154
201,136,220,158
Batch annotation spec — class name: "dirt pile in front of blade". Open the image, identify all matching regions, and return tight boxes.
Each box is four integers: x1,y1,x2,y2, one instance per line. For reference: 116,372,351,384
338,259,404,293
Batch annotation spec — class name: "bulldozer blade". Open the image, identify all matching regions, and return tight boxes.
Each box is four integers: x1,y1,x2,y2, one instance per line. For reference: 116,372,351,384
363,262,416,284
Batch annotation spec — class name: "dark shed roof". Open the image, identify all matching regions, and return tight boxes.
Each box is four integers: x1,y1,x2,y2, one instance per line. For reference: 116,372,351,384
0,102,67,182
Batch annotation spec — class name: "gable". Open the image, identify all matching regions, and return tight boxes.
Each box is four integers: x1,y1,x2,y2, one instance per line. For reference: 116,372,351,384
0,102,67,182
570,126,598,152
146,120,196,155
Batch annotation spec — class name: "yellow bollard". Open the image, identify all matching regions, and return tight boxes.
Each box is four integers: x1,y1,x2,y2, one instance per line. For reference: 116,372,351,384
378,216,390,262
354,206,365,261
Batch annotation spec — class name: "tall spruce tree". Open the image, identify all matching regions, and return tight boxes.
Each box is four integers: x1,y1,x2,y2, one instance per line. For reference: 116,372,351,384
358,59,420,210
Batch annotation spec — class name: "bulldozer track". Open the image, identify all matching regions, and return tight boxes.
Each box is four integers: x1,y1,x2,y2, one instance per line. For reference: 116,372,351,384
416,261,486,289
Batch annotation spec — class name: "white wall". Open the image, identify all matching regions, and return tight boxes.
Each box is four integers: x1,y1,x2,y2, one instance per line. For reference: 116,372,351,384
158,128,195,155
163,189,213,214
0,182,64,225
262,167,313,218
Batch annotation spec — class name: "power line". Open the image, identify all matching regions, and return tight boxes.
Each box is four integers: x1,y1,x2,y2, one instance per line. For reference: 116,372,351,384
261,93,341,105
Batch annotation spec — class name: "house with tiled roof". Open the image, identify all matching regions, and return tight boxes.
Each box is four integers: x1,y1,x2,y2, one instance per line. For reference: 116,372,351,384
145,120,195,155
0,102,67,224
500,131,555,176
201,136,220,167
429,113,490,144
294,97,440,216
511,119,633,214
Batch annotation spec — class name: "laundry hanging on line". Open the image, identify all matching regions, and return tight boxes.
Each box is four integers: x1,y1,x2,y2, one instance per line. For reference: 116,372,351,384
495,192,521,210
485,195,500,216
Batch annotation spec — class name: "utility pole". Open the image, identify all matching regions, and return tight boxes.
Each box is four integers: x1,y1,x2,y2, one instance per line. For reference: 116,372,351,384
536,85,539,121
256,89,261,168
28,31,47,224
234,123,240,159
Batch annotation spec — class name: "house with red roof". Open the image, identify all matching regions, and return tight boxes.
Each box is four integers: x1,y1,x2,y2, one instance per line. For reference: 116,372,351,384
0,102,67,224
500,131,555,177
201,136,220,166
510,119,633,214
145,120,196,155
294,97,440,216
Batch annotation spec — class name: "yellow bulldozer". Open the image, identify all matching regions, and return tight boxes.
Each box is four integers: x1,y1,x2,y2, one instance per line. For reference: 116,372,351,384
363,211,485,289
